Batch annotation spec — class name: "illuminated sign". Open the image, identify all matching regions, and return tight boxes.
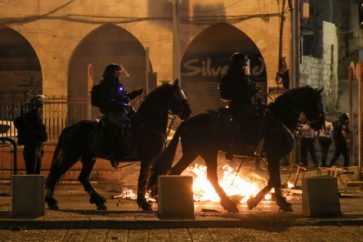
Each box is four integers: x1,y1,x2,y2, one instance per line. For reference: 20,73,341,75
181,53,266,82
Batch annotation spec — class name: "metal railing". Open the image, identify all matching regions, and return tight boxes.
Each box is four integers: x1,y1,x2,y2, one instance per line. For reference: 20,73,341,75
0,93,144,144
0,93,89,143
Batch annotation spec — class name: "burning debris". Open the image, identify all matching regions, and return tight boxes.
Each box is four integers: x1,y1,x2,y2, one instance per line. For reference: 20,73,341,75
183,164,272,203
115,163,294,204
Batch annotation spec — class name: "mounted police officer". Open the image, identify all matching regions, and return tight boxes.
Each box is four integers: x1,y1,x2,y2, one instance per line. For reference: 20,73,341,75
14,95,48,174
91,63,143,164
219,52,259,159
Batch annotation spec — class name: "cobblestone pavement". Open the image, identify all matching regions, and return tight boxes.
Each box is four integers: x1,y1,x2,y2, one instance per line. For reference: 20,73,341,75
0,226,363,242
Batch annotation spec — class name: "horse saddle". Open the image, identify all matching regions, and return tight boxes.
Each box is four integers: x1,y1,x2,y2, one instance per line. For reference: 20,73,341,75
215,107,264,156
92,117,139,163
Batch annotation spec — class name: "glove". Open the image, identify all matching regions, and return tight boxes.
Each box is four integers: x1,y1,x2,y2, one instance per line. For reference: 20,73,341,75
128,89,144,100
134,88,144,96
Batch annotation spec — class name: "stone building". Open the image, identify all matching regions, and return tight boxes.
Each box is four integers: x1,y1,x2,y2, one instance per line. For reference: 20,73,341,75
0,0,292,121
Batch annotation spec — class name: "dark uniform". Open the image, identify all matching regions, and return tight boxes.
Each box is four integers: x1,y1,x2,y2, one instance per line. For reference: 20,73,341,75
219,53,258,159
14,95,47,174
219,52,257,119
91,64,143,126
329,113,350,167
90,64,143,164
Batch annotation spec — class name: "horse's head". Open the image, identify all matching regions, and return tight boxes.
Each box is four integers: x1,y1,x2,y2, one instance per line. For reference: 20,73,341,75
167,79,191,120
302,87,325,130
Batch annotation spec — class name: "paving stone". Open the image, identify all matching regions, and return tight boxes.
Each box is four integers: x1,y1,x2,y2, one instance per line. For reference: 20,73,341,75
106,230,128,242
62,229,88,242
188,228,214,241
168,228,192,241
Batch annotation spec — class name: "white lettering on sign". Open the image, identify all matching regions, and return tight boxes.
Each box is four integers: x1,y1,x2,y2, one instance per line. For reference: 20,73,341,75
182,58,229,77
182,57,266,78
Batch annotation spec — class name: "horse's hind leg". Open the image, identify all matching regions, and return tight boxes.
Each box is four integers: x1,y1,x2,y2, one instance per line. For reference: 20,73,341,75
201,151,239,213
79,155,107,210
45,150,79,210
169,152,197,175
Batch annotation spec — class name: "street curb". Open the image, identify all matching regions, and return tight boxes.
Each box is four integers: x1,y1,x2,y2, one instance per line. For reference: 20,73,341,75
2,217,363,230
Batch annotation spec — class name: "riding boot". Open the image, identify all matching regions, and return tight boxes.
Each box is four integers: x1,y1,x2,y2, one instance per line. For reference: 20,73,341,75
225,116,235,160
110,126,125,168
253,114,266,157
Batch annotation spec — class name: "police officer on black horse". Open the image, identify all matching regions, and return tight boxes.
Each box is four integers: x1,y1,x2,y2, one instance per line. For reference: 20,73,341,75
91,63,143,166
219,52,261,159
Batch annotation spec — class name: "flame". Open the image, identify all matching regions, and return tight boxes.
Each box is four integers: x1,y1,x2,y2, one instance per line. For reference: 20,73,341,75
183,164,270,203
115,187,156,202
116,164,272,204
287,181,295,189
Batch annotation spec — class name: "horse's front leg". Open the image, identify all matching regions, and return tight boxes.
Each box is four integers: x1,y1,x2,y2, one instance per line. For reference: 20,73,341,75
269,157,292,212
45,150,78,210
137,159,153,211
247,155,292,211
202,152,238,213
79,156,107,210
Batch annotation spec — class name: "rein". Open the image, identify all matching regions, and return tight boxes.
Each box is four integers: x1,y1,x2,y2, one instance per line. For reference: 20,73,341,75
267,110,295,143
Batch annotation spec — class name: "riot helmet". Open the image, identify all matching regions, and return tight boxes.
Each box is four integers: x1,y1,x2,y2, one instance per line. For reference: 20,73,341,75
339,113,349,122
229,52,250,75
103,63,122,79
29,95,45,109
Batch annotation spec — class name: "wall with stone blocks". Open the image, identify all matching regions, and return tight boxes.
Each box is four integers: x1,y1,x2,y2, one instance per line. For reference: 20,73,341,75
300,21,338,110
0,0,291,96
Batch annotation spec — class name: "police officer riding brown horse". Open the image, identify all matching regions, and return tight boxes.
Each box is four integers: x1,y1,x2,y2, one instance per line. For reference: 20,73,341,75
45,64,191,211
149,53,325,212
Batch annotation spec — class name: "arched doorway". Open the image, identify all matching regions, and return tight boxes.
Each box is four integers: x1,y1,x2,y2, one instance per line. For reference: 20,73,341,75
0,26,42,120
68,24,153,123
181,23,267,114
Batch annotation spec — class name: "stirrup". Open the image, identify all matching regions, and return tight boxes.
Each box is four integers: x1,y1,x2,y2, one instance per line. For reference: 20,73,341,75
253,138,265,157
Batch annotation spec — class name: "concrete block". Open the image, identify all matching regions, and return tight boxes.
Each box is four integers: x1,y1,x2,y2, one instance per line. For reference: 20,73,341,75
302,177,341,217
12,175,45,217
158,175,194,219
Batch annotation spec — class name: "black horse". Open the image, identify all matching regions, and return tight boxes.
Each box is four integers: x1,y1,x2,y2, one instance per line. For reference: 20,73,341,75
148,86,325,212
45,80,191,211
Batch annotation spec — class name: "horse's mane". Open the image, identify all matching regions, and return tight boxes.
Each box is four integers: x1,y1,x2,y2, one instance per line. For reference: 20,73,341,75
268,86,315,108
138,83,170,111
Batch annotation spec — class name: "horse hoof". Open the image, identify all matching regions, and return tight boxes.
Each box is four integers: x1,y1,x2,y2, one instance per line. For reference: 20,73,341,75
90,194,106,204
137,198,152,211
96,203,108,210
279,203,293,212
276,197,293,212
48,203,59,210
227,206,239,213
247,197,257,210
45,196,59,210
221,199,239,213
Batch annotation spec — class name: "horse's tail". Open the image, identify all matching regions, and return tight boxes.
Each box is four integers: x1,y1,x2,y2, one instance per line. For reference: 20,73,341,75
148,121,186,188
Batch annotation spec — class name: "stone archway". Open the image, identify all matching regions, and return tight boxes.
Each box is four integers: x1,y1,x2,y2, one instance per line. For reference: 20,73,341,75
68,24,152,122
0,26,42,120
181,23,267,114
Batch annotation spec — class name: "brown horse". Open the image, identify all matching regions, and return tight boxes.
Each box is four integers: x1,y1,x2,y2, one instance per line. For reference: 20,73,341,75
45,80,191,211
149,86,325,212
